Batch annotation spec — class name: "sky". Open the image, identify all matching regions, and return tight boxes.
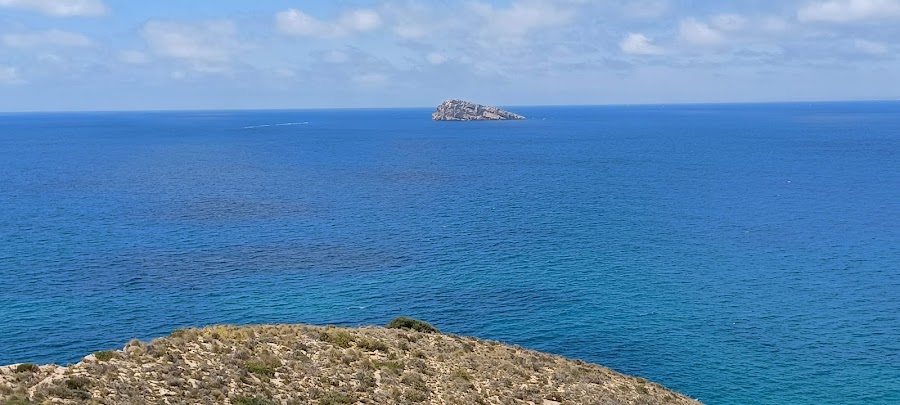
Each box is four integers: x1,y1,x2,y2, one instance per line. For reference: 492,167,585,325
0,0,899,111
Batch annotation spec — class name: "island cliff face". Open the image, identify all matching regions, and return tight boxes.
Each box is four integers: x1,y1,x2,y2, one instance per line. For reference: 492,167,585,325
432,99,525,121
0,323,701,405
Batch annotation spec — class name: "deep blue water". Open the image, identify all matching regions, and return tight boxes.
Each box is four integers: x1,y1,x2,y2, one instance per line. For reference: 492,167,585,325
1,103,898,404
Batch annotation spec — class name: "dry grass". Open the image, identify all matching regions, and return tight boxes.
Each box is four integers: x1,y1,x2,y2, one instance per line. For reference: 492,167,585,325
0,323,701,405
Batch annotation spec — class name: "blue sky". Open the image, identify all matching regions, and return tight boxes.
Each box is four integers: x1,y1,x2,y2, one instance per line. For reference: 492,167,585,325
1,0,899,111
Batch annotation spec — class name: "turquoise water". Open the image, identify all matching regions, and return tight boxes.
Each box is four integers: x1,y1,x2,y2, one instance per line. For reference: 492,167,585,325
1,103,898,404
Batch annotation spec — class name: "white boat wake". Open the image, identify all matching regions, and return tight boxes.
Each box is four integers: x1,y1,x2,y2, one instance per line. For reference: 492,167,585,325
243,122,309,129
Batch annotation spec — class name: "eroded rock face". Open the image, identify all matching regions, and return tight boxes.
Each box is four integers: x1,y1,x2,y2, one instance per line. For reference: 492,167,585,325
432,99,525,121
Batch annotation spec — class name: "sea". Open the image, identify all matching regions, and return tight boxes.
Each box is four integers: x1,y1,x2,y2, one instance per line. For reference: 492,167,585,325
0,102,897,405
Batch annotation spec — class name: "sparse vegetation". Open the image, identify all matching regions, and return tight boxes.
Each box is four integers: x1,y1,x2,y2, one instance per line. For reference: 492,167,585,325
451,368,472,382
64,377,89,391
232,396,277,405
356,337,389,352
386,317,441,333
93,351,118,362
0,324,701,404
244,361,275,377
320,328,354,348
372,360,404,375
1,398,36,405
44,376,91,400
318,391,355,405
12,364,38,374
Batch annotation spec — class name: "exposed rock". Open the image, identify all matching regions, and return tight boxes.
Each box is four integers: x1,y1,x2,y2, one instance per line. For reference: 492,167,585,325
0,323,701,404
432,99,525,121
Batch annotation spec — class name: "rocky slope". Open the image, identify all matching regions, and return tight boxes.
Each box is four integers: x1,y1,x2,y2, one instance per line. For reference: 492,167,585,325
0,322,700,405
432,100,525,121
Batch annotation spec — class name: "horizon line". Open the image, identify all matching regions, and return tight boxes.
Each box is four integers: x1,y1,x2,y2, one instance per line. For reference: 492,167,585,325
1,97,897,115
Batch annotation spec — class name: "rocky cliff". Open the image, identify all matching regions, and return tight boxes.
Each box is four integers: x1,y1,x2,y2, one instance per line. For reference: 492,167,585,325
432,99,525,121
0,322,700,405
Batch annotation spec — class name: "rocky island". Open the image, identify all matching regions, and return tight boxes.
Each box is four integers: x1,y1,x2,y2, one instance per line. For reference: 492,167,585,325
0,319,699,404
432,99,526,121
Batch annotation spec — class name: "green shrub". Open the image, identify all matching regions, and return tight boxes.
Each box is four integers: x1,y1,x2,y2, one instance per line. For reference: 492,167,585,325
318,391,354,405
245,361,276,377
65,377,90,391
232,396,277,405
14,363,39,373
320,329,354,348
386,317,440,333
355,370,376,389
401,371,428,391
372,360,404,375
404,388,429,402
451,369,472,382
94,351,118,362
356,337,389,352
1,398,37,405
46,377,91,400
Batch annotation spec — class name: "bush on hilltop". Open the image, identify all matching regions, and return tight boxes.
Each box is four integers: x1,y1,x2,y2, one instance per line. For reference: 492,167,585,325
386,317,440,334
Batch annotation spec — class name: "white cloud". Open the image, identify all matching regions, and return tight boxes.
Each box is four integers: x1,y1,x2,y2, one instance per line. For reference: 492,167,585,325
380,1,440,40
37,53,62,63
853,39,890,55
119,50,150,64
272,68,296,78
1,29,92,48
620,0,670,19
0,0,107,17
321,49,350,64
276,9,331,37
426,52,448,64
710,14,747,31
0,66,24,84
340,9,382,32
379,0,578,52
798,0,900,23
392,24,428,39
759,16,791,33
670,14,791,53
141,20,243,73
276,8,382,38
470,1,574,39
679,18,726,46
620,33,664,55
743,44,785,56
352,72,388,87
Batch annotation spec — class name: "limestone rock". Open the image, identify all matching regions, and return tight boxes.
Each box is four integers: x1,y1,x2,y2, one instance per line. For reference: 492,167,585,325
432,99,525,121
